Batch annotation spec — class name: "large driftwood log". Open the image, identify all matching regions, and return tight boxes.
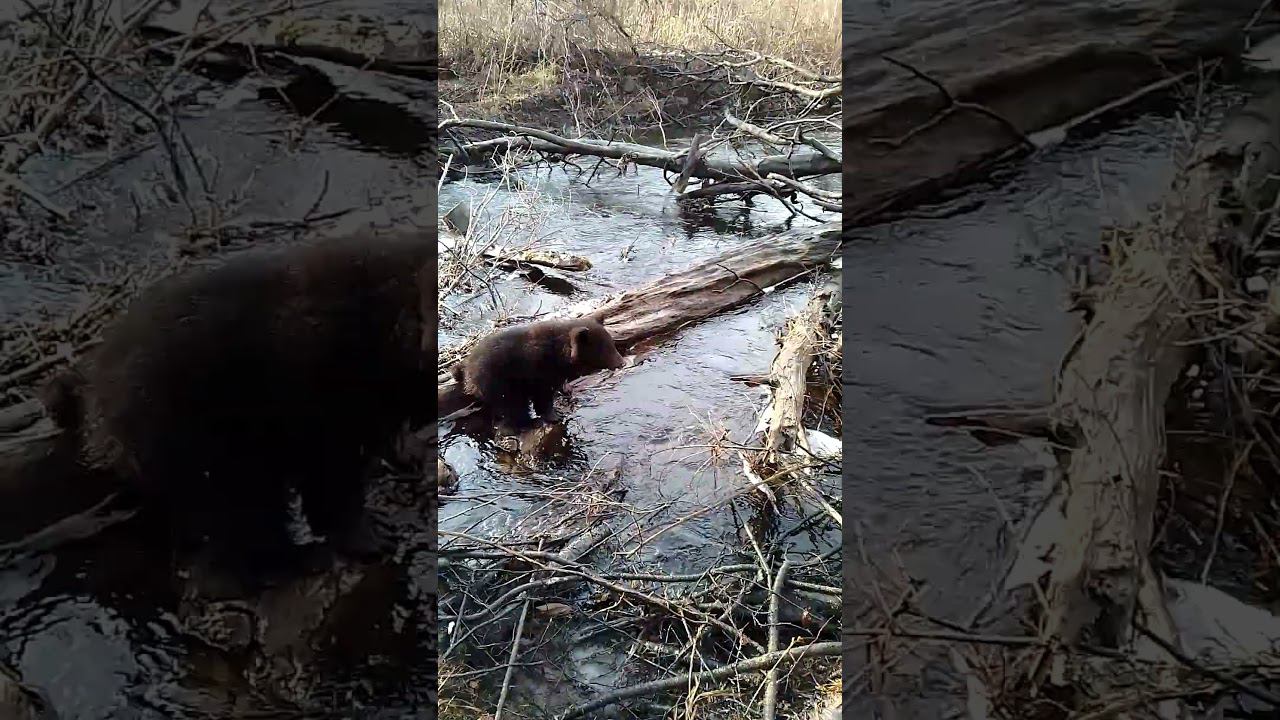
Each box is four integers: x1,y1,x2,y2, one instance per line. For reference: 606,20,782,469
438,221,842,419
840,1,1272,225
1014,84,1280,711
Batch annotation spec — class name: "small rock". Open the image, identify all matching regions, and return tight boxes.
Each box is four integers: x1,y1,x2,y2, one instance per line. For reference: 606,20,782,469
1246,275,1269,294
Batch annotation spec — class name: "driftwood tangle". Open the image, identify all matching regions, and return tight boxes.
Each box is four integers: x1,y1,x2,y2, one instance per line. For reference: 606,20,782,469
437,221,841,418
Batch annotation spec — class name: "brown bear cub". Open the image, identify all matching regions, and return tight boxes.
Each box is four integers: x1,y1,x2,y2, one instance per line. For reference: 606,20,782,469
451,314,626,435
43,233,435,582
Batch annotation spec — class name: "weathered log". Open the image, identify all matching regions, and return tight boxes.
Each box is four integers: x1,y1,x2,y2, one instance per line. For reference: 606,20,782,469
594,222,841,348
138,11,434,81
437,221,842,419
740,275,842,525
498,249,591,272
840,0,1273,225
439,119,839,182
1014,83,1280,712
753,282,840,469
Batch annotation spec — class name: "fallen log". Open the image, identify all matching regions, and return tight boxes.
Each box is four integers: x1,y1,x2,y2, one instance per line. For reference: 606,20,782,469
439,119,838,182
437,221,842,419
1008,82,1280,713
752,279,841,471
138,9,434,81
0,400,42,435
840,0,1277,225
743,273,842,524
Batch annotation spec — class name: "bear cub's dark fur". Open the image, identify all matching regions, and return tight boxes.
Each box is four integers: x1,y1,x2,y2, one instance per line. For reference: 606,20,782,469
452,314,625,434
44,233,435,581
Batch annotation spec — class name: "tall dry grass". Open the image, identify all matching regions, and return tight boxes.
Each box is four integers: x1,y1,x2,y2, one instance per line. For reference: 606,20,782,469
440,0,839,77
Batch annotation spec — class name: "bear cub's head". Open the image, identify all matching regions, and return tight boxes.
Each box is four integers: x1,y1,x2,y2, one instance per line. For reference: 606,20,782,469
565,316,626,374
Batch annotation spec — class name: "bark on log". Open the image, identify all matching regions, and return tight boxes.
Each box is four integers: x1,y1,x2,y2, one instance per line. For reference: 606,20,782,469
1018,82,1280,712
751,277,841,473
840,0,1272,225
437,221,842,419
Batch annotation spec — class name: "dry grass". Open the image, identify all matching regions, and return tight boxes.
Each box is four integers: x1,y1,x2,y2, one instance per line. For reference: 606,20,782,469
440,0,840,78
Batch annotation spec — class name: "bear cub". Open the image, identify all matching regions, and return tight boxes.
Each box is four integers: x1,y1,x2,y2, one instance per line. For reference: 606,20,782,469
43,233,436,582
452,314,625,435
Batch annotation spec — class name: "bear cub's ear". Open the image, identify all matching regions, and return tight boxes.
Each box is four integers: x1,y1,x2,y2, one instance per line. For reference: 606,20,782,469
569,326,591,364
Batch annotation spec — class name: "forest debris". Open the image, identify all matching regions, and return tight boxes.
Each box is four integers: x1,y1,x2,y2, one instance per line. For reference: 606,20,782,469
557,641,841,719
0,0,173,187
438,457,458,494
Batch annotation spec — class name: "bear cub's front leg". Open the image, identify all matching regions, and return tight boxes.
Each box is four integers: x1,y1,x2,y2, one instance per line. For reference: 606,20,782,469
493,392,537,436
532,385,560,422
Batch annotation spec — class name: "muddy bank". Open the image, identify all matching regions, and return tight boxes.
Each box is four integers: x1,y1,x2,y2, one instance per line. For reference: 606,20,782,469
841,0,1274,223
